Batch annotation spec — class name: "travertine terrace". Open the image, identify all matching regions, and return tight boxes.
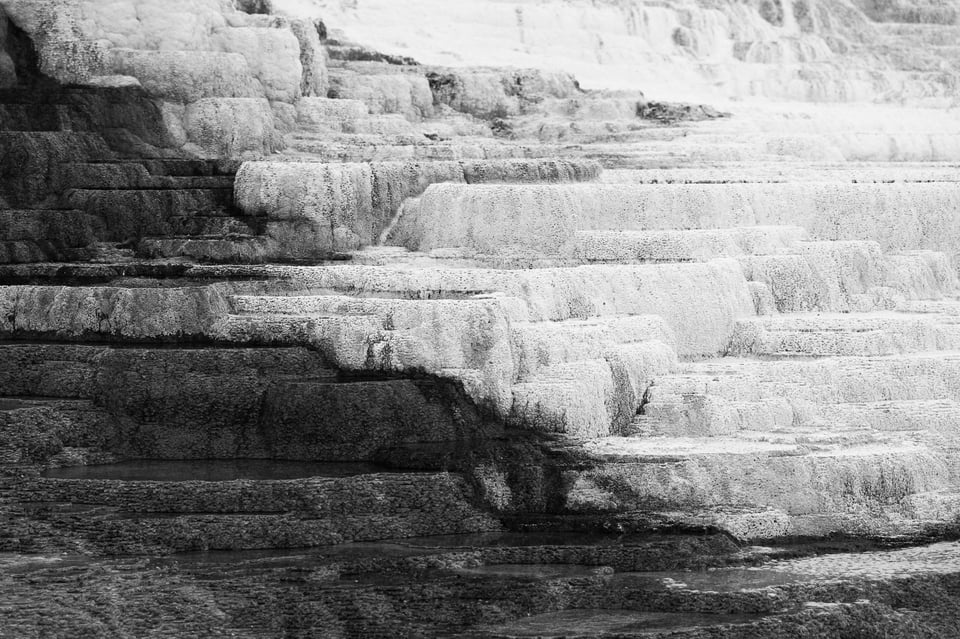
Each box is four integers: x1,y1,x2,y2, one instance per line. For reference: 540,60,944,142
4,0,960,636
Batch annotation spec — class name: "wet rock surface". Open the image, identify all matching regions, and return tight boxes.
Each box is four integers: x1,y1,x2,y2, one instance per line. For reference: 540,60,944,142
4,0,960,636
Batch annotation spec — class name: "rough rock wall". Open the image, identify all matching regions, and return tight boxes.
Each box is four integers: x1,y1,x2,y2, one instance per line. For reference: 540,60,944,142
0,0,327,157
297,0,960,103
234,159,602,258
393,182,960,260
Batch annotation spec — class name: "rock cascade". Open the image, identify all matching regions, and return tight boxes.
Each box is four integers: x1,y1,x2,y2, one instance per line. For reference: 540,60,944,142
3,0,960,637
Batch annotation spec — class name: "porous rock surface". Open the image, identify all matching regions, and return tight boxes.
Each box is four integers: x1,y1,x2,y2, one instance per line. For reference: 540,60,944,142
4,0,960,637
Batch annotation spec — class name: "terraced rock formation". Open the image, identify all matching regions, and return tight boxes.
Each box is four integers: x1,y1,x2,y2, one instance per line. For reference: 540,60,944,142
4,0,960,637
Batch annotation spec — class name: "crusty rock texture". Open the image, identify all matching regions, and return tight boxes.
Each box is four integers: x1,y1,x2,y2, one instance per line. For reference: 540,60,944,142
0,0,321,157
6,0,960,637
234,158,601,257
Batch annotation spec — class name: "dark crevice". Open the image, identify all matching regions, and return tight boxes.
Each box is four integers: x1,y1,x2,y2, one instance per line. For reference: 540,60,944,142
1,11,50,89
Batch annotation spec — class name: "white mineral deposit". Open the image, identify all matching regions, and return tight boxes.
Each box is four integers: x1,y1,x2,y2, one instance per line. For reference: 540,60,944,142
2,0,960,636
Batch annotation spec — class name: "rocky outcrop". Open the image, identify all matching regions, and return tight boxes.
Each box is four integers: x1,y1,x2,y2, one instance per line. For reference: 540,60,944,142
393,181,960,260
0,0,324,157
305,0,960,104
6,1,960,637
233,158,601,258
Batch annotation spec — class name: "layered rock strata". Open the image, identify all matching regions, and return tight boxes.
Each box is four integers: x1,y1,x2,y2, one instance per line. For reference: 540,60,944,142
4,0,960,637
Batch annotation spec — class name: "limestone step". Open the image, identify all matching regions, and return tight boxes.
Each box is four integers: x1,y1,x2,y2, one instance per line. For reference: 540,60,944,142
0,262,206,285
0,284,235,342
327,70,434,119
638,394,960,440
295,96,370,122
573,227,808,263
878,22,960,45
0,342,330,401
0,397,114,466
295,115,415,136
567,436,953,537
899,296,960,314
461,609,823,639
220,259,751,358
0,241,98,265
509,347,675,438
507,317,677,438
286,138,542,162
158,213,259,237
740,243,957,313
13,470,499,553
20,467,468,514
459,540,960,637
104,48,262,103
2,536,954,638
651,352,960,406
124,159,240,177
0,84,149,132
391,181,960,257
0,342,500,462
0,132,115,208
300,530,753,576
137,236,272,264
234,158,600,258
0,210,103,261
226,295,686,438
289,130,425,146
599,164,960,184
727,312,960,357
510,316,675,379
60,162,235,190
62,188,236,241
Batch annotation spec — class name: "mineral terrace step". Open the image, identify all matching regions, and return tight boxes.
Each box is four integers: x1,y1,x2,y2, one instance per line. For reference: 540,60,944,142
0,397,114,465
510,343,675,438
573,226,808,262
599,164,960,184
60,162,235,190
295,114,416,136
461,538,960,637
219,259,753,359
392,181,960,257
13,471,500,554
899,296,960,314
62,188,236,241
137,236,271,263
286,140,542,162
0,284,234,341
727,312,960,357
510,316,676,378
19,469,475,514
120,158,239,177
233,157,600,258
159,214,258,237
295,96,370,122
568,436,953,536
3,537,957,638
0,210,103,245
739,244,957,313
0,241,97,264
459,609,783,639
0,343,332,401
653,352,960,405
639,394,960,439
0,343,491,462
0,132,116,208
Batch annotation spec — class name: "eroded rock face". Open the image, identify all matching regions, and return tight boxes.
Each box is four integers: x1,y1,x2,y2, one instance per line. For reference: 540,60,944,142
7,1,960,636
0,0,324,157
232,159,600,258
304,0,960,104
